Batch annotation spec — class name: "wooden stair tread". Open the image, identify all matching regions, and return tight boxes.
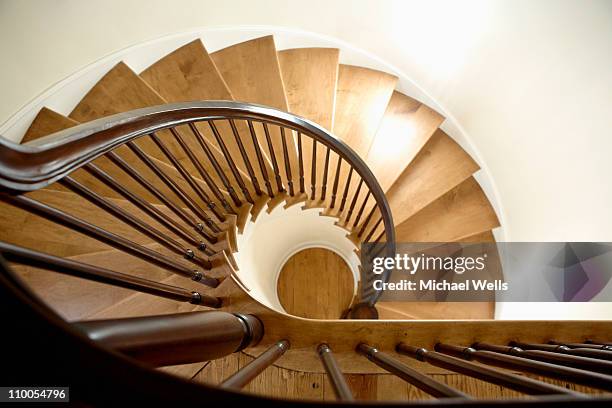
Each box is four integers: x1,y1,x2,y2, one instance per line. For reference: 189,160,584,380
366,91,445,192
394,177,500,242
0,188,223,268
88,273,208,320
20,108,188,206
25,188,166,246
21,107,79,144
139,39,259,204
140,39,233,101
0,190,130,258
320,65,397,220
333,65,397,156
278,48,339,206
11,243,176,321
386,129,480,226
210,36,288,110
377,301,495,320
378,226,497,320
67,62,230,199
278,47,339,131
211,36,298,193
70,62,166,120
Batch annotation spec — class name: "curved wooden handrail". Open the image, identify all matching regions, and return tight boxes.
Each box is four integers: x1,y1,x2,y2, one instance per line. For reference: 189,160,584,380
0,101,396,305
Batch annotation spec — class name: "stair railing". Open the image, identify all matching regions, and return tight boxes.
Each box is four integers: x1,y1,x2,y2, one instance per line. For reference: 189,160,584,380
0,101,395,310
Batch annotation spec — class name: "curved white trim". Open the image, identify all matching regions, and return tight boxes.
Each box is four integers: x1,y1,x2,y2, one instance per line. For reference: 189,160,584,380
0,25,505,242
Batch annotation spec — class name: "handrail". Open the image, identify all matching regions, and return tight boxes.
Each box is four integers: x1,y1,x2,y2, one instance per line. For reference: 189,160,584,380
0,101,396,306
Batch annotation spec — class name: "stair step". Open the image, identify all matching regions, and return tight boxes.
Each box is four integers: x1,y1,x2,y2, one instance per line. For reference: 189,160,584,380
21,108,199,207
278,47,339,131
283,192,308,209
21,107,79,144
325,65,397,220
377,301,495,320
87,273,207,320
333,65,397,157
20,109,123,200
210,35,288,111
139,39,257,205
386,129,480,227
249,194,270,222
266,191,289,213
11,244,175,320
0,189,152,258
211,36,298,194
395,177,500,242
140,39,233,101
68,62,232,203
235,203,252,234
366,91,445,193
278,48,339,204
347,90,445,239
376,230,497,320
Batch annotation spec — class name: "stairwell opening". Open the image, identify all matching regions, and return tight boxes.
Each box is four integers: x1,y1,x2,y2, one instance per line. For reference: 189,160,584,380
277,247,355,319
234,204,359,316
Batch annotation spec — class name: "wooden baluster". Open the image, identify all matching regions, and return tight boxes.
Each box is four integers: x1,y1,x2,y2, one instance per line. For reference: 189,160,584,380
2,195,218,287
60,176,212,270
473,342,612,375
357,343,469,398
0,241,220,308
396,343,582,396
127,141,220,233
551,341,612,351
437,343,612,392
221,340,290,390
208,120,254,204
317,344,353,401
320,147,331,201
585,340,612,349
262,123,285,194
345,179,364,225
364,217,384,243
310,139,317,200
228,119,262,198
357,206,378,237
84,163,213,255
175,125,238,212
330,157,342,209
512,341,612,361
297,132,305,194
149,132,226,222
338,168,354,213
105,151,217,243
76,312,262,367
246,120,274,198
352,191,372,228
280,127,295,197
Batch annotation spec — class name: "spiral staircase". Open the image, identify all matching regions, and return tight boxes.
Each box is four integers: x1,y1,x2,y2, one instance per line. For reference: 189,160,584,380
1,35,611,405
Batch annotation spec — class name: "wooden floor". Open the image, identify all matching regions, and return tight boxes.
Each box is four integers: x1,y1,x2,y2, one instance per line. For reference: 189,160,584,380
276,248,354,319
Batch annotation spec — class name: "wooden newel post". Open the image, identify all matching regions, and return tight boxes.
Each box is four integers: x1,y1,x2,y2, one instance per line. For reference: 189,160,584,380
76,311,263,367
